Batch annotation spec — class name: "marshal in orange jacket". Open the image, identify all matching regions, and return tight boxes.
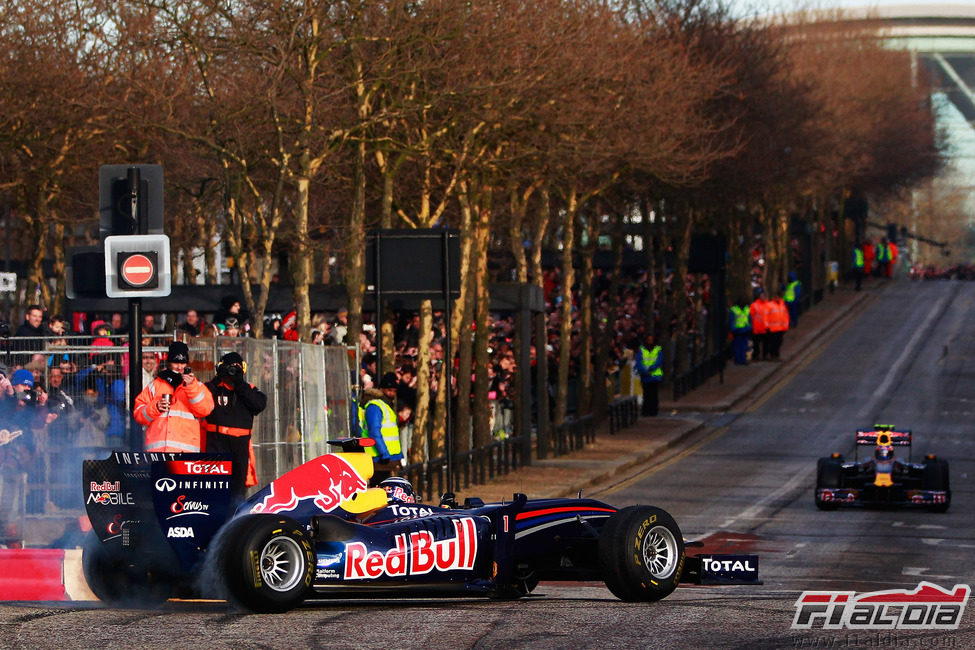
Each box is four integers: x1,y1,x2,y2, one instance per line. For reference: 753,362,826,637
749,297,771,335
767,298,790,333
134,374,215,453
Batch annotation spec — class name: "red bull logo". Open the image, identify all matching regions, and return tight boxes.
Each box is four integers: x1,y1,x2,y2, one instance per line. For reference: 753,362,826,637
251,453,369,514
343,517,478,580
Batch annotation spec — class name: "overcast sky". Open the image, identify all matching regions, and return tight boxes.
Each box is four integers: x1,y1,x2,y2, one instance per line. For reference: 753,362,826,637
731,0,957,19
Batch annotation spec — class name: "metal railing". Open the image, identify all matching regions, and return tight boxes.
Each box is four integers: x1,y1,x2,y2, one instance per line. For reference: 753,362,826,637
672,348,726,401
551,414,595,456
608,396,639,434
400,433,529,503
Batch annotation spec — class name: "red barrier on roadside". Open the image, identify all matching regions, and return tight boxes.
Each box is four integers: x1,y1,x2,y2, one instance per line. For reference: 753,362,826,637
0,549,67,601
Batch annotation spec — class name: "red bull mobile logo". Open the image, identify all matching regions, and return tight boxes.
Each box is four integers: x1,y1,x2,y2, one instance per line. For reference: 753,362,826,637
251,454,369,514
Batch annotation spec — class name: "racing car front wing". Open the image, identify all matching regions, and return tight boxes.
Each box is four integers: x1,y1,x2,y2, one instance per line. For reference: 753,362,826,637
816,487,949,507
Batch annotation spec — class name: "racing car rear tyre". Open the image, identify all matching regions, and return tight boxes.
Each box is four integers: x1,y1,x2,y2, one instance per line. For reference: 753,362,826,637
82,531,174,607
923,459,950,512
598,506,684,602
218,515,315,613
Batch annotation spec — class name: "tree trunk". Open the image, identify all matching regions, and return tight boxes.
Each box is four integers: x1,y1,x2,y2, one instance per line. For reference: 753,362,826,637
51,221,65,315
453,184,478,454
411,299,432,463
472,189,493,450
430,179,475,459
576,212,597,417
555,186,578,427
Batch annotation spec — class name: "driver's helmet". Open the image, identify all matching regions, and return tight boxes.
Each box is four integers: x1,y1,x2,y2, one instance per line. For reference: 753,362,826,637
875,444,894,461
380,476,417,504
875,431,894,461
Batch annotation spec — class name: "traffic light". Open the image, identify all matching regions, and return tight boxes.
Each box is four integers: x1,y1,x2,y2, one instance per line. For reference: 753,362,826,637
99,165,164,241
108,176,146,236
886,223,898,244
66,247,107,299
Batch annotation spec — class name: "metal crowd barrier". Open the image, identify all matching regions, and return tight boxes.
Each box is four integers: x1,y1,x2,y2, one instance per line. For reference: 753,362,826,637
0,335,353,546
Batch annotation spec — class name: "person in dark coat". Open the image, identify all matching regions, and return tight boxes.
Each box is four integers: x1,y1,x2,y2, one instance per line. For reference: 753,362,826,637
13,305,46,352
203,352,267,501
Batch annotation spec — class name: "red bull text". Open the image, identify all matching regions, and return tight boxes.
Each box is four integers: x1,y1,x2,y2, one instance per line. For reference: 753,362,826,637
344,517,478,580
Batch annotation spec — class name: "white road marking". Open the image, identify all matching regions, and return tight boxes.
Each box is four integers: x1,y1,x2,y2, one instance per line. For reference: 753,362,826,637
690,466,815,542
891,521,947,530
865,294,948,415
903,567,959,580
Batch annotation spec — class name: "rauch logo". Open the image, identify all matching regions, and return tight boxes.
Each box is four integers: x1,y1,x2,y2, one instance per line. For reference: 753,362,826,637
792,581,970,630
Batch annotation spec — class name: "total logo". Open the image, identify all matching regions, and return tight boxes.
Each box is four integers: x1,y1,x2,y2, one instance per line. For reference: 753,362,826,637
701,558,756,573
389,504,435,519
166,460,231,475
167,526,195,538
87,491,135,506
344,517,477,580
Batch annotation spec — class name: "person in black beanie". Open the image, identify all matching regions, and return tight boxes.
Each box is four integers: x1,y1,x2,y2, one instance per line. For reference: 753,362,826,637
203,352,267,501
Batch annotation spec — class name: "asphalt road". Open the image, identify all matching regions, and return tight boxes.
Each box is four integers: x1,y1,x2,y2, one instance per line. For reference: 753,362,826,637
2,280,973,649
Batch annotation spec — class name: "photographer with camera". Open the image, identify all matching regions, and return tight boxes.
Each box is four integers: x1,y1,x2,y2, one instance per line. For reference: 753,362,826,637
204,352,267,501
133,341,214,454
0,369,55,478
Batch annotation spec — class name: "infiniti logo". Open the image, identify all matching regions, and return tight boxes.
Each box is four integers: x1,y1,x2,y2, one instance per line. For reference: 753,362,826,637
155,477,176,492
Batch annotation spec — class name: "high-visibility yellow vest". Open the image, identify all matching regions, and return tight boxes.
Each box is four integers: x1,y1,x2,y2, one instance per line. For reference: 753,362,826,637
364,399,401,458
640,345,663,381
784,280,800,303
877,243,890,263
730,305,750,331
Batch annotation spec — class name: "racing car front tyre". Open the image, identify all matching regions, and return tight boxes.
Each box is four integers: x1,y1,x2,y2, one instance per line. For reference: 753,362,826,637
82,531,174,608
815,458,843,510
218,514,315,613
598,506,684,602
923,459,950,512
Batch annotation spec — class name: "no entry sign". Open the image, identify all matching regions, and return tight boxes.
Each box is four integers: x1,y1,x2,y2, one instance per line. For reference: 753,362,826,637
104,234,171,298
120,253,156,287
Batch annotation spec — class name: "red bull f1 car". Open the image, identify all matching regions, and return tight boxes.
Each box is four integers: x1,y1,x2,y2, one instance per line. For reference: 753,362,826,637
82,439,757,613
815,425,950,512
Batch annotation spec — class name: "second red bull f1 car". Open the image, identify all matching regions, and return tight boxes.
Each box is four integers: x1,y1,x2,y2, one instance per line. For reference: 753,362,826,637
82,439,757,612
815,425,950,511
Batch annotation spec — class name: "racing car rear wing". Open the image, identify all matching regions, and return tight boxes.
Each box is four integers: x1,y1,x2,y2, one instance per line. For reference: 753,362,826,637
855,429,912,446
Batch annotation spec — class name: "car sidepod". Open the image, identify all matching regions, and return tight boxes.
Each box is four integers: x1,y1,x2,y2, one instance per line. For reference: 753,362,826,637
309,510,493,591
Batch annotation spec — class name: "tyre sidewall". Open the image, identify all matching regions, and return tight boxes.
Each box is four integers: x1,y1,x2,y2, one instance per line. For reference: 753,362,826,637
220,515,314,613
815,458,843,509
599,506,684,602
923,459,950,512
